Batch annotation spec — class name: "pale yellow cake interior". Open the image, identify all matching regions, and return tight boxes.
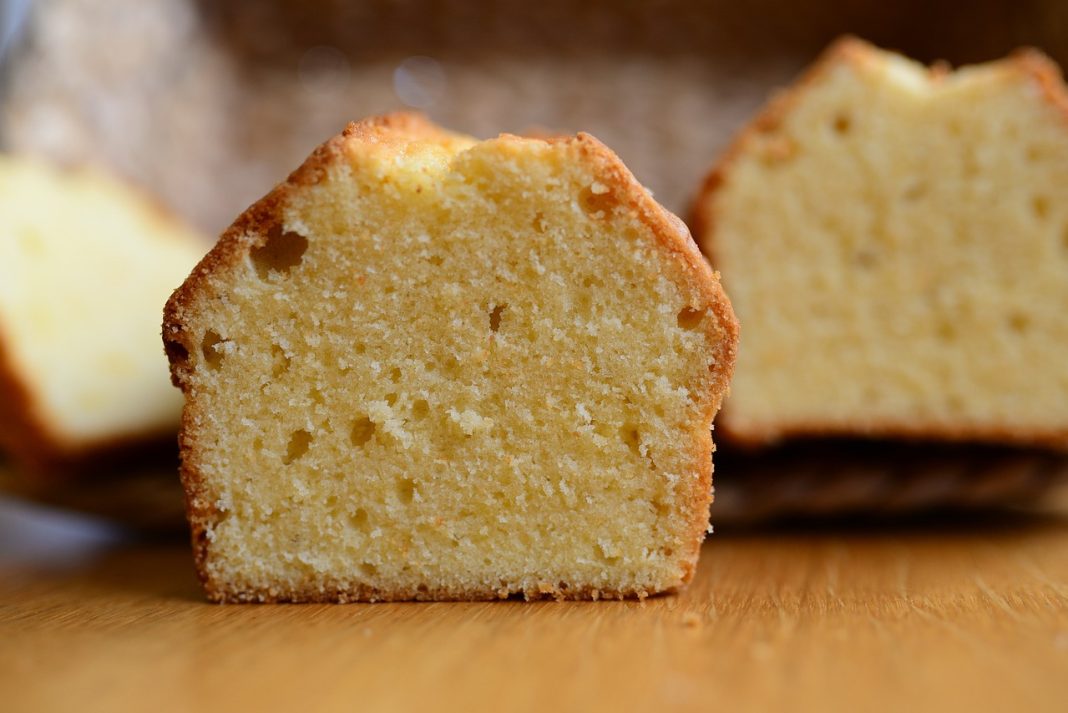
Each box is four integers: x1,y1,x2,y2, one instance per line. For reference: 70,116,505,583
706,43,1068,442
177,131,729,598
0,156,206,451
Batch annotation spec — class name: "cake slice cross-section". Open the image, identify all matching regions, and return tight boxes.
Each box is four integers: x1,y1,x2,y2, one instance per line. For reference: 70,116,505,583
693,37,1068,447
0,155,206,474
163,113,738,602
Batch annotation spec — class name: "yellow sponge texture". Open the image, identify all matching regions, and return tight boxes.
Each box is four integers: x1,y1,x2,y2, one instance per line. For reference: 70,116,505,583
696,39,1068,446
165,115,737,601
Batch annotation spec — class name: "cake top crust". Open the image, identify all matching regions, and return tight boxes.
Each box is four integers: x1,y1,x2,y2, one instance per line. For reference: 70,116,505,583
692,35,1068,244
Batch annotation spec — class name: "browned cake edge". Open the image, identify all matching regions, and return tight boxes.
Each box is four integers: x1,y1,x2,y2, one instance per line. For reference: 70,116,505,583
0,332,70,472
689,35,1068,449
162,112,738,602
0,342,179,479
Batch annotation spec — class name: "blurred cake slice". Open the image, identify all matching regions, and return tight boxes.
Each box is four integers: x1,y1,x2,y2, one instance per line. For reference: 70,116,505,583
693,37,1068,447
163,113,737,601
0,155,206,473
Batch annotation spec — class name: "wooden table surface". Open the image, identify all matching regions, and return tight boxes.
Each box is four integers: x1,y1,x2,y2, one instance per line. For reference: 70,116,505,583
3,505,1068,713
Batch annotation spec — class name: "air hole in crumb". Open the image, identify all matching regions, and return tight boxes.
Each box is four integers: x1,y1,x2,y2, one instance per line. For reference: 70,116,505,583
579,182,616,218
310,388,325,405
349,508,369,531
427,255,444,266
832,113,852,135
621,425,642,457
250,225,308,280
489,303,506,332
253,437,264,452
1032,196,1050,220
677,308,704,331
396,477,415,504
936,320,957,342
389,367,402,383
595,544,620,565
901,181,927,202
443,355,463,377
360,562,378,577
593,421,615,440
270,345,291,376
662,547,674,557
201,330,226,370
416,584,429,594
1007,312,1031,334
653,501,669,517
575,292,593,313
283,429,312,464
385,392,399,406
854,250,878,269
532,211,547,233
350,417,375,447
412,399,430,419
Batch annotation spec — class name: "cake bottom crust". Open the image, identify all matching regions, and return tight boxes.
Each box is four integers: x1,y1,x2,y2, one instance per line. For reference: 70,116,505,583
204,581,676,603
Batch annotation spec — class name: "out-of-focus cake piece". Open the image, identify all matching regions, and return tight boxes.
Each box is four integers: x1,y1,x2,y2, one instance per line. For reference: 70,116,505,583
163,113,738,602
693,37,1068,447
0,155,207,473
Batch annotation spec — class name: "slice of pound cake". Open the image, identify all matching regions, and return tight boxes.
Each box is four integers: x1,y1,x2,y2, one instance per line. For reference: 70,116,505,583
693,37,1068,447
163,113,737,602
0,155,206,474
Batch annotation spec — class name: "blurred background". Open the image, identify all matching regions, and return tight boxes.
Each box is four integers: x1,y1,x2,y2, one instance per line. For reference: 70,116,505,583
2,0,1068,543
4,0,1068,235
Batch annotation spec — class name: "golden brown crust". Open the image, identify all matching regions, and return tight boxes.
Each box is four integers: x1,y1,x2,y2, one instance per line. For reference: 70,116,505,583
1008,47,1068,129
0,328,59,471
0,317,177,479
690,37,1068,449
718,418,1068,452
204,582,668,604
164,112,737,602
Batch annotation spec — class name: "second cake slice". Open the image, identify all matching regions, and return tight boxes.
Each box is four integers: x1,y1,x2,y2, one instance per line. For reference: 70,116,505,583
693,38,1068,447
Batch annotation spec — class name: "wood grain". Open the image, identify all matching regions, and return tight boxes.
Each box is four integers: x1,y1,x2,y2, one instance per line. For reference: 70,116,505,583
3,515,1068,713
